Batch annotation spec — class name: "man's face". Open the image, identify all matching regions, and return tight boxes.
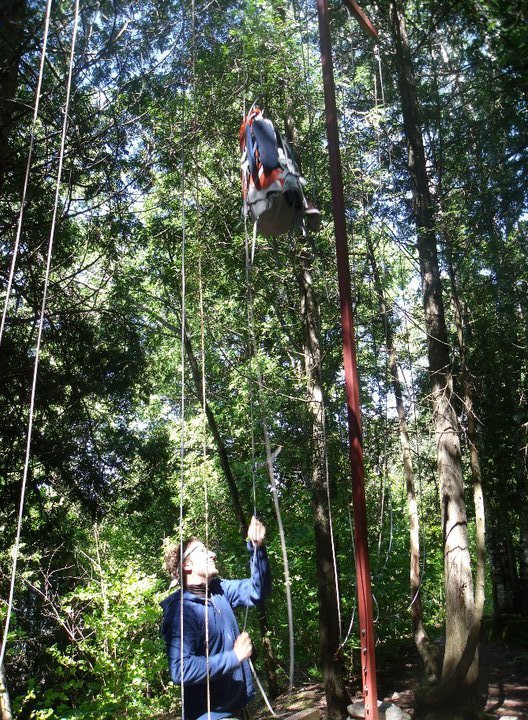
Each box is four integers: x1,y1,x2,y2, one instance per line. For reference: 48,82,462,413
182,541,219,582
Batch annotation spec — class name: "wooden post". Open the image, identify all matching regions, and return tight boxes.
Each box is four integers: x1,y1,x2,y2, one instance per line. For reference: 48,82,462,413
315,0,379,717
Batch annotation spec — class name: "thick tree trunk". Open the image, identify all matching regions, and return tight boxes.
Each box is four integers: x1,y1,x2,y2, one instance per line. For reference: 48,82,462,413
389,0,479,708
0,0,26,193
445,245,486,649
365,232,439,682
299,243,349,719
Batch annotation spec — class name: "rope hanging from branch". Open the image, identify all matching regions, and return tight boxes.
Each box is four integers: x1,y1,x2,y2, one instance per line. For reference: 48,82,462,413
244,219,295,693
178,2,189,712
293,0,343,642
0,0,80,670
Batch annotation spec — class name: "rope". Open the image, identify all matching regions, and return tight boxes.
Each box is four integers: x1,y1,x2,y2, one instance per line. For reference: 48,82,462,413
249,658,278,717
179,3,189,709
0,0,80,670
322,408,342,639
244,223,295,692
373,43,392,170
0,0,53,349
191,0,212,709
199,256,212,720
242,216,258,632
293,0,343,643
336,497,357,653
244,219,259,519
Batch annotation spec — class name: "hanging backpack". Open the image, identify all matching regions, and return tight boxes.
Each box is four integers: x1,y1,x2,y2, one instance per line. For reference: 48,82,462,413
239,107,320,237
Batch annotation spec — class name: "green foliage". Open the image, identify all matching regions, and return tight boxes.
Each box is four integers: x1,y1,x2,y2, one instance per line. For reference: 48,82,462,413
11,522,179,719
1,0,527,715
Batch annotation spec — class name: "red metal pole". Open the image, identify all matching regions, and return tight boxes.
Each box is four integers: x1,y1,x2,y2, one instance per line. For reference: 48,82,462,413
343,0,378,38
315,0,379,717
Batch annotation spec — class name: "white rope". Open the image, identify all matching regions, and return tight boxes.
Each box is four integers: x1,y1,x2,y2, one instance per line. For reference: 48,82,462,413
245,221,258,517
243,227,295,693
322,409,342,638
294,0,343,644
0,0,80,670
242,217,259,637
192,0,211,706
179,42,188,720
249,658,278,717
199,261,212,720
374,43,392,169
336,498,358,653
0,0,53,349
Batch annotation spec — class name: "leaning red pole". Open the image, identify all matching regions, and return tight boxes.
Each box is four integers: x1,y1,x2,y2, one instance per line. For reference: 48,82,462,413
315,0,379,717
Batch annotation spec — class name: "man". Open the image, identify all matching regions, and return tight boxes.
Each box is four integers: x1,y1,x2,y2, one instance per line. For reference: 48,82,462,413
161,517,271,720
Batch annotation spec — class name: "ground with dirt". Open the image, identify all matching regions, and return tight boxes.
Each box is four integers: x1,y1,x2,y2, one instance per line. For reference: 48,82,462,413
252,639,528,720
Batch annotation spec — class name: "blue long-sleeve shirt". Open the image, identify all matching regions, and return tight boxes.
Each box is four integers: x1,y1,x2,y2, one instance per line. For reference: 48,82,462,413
160,543,271,720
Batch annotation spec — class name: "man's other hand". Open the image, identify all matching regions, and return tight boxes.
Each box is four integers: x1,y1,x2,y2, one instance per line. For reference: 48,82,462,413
247,516,266,546
233,631,253,662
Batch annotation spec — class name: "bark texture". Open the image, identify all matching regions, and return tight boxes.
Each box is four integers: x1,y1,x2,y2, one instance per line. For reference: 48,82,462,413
446,248,486,638
388,0,479,706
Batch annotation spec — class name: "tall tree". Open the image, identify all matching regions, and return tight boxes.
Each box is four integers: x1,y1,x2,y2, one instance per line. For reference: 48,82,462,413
386,0,479,711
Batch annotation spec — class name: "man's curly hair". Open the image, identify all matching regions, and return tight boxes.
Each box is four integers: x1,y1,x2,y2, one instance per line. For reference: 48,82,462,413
165,537,199,582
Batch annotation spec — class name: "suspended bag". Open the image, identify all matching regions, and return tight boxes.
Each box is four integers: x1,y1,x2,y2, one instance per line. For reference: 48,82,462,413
240,107,320,237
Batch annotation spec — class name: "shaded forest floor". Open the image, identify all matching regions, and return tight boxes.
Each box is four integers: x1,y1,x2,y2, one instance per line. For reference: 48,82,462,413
252,638,528,720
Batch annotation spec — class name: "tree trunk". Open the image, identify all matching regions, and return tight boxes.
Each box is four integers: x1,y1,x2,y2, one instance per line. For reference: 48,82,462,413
389,0,479,708
365,232,439,682
280,84,349,713
444,243,486,653
0,0,26,193
0,660,12,720
299,241,349,719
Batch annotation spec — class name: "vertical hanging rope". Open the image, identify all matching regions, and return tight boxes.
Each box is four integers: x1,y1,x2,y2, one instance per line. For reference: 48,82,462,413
0,0,53,349
294,0,343,643
243,222,295,692
190,0,212,712
178,3,189,712
373,44,392,169
197,256,212,720
0,0,80,670
337,496,357,653
321,408,342,639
